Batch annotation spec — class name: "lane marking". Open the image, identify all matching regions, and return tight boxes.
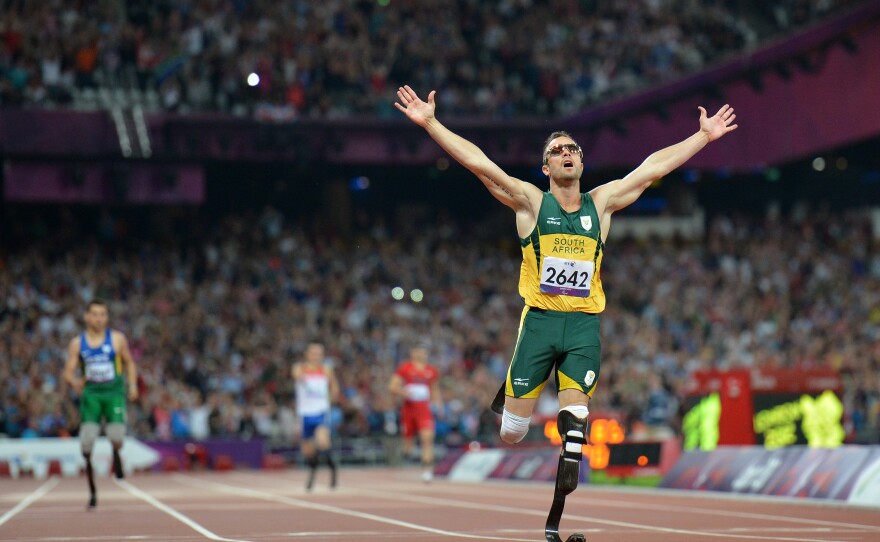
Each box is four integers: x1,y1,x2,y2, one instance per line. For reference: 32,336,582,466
2,537,178,541
172,474,534,541
326,484,880,532
284,531,388,537
0,478,59,528
230,472,880,535
570,494,880,533
114,479,252,542
348,486,855,542
214,472,857,542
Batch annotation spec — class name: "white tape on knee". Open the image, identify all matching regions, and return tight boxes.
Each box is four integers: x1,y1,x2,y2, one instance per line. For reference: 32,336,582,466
500,409,531,444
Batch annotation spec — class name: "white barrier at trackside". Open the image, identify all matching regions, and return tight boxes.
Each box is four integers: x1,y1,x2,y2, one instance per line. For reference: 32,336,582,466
0,437,160,478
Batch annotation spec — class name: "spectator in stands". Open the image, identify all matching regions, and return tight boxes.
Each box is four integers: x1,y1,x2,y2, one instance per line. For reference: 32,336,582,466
640,373,678,438
1,203,878,453
0,0,859,115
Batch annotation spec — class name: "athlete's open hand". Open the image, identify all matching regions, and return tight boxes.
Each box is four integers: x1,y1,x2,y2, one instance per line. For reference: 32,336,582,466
395,85,436,128
699,104,738,142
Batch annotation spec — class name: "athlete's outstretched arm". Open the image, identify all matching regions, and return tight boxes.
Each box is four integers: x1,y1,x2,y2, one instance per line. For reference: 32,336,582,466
592,104,738,216
327,366,341,403
478,175,517,208
63,338,84,394
115,332,139,401
431,379,443,415
388,373,405,399
394,85,536,212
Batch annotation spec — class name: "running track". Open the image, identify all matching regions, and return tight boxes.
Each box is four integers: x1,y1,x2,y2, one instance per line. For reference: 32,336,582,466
2,468,879,541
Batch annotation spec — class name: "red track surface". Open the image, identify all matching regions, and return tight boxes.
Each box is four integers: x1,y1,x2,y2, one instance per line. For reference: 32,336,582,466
2,468,879,541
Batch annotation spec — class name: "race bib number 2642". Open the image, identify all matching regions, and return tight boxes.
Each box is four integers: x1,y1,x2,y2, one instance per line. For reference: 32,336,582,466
539,256,594,297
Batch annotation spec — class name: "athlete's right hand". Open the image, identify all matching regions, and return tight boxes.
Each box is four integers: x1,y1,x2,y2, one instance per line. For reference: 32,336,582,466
394,85,435,127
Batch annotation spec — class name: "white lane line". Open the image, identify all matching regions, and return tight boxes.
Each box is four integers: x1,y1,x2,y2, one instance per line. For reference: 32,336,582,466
349,486,852,542
206,472,848,542
113,479,253,542
570,494,880,533
338,477,880,534
4,537,178,541
0,478,59,528
230,472,880,535
172,474,535,542
284,531,388,538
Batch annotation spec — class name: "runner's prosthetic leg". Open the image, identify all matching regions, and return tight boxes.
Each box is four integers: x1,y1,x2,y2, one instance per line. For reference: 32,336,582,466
84,453,97,509
322,451,338,489
112,448,124,480
545,406,589,542
107,423,126,480
490,382,506,415
80,422,101,510
305,455,319,491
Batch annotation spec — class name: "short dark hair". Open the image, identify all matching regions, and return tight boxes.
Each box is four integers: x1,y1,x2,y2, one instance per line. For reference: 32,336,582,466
542,131,581,164
86,299,108,311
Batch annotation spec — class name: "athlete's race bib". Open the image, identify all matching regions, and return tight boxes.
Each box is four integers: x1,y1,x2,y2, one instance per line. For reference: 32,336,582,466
301,376,328,399
404,383,431,402
85,361,115,383
539,256,594,297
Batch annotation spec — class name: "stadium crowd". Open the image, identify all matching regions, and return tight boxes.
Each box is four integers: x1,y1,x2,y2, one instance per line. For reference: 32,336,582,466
1,204,878,447
0,0,876,454
0,0,864,117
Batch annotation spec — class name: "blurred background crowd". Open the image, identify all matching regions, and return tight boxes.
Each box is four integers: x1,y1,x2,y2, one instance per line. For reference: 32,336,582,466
2,204,879,446
0,0,861,117
0,0,878,455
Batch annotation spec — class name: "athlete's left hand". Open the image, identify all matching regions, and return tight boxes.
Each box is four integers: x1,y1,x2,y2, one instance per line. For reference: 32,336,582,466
70,378,84,394
128,386,139,401
699,104,738,142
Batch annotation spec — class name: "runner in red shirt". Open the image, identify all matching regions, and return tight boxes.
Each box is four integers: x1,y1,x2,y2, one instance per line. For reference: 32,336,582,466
389,340,442,482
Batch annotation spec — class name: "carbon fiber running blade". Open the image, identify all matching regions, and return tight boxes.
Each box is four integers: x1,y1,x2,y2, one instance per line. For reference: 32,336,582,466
545,491,565,542
545,481,586,542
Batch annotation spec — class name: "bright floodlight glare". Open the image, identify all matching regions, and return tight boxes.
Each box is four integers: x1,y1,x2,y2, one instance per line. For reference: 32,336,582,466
410,289,424,302
391,286,404,300
247,73,260,87
812,157,826,171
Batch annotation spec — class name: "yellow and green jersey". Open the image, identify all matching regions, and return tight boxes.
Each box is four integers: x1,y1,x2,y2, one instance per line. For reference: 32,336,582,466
518,191,605,313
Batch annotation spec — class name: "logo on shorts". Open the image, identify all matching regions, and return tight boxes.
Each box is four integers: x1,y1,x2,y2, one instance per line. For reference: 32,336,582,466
584,371,596,386
513,377,530,387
